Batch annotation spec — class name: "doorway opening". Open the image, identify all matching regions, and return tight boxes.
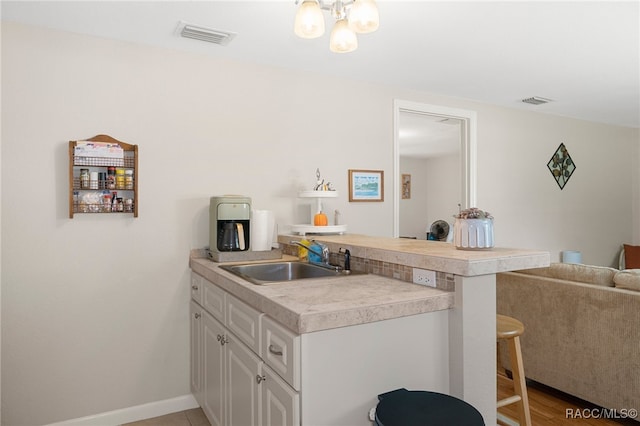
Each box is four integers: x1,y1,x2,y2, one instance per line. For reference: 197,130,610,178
393,100,477,238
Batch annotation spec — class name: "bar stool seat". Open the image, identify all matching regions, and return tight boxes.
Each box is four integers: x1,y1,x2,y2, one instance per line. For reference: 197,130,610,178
497,314,531,426
374,388,484,426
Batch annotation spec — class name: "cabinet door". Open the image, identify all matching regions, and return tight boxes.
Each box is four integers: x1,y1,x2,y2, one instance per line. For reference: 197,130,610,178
227,334,262,426
191,272,204,306
261,365,300,426
190,301,203,406
203,311,226,426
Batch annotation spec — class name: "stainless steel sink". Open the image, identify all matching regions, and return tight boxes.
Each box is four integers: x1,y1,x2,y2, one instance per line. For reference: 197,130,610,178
220,261,362,285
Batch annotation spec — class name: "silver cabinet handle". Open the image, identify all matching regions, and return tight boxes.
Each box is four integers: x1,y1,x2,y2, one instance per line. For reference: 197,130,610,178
256,374,266,384
268,344,283,356
194,313,201,319
191,285,199,290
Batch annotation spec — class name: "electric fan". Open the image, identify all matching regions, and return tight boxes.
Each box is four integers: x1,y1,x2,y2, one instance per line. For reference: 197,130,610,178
429,220,450,241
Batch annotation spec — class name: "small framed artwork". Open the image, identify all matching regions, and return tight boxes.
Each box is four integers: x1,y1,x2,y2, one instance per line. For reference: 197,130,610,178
402,174,411,199
349,169,384,202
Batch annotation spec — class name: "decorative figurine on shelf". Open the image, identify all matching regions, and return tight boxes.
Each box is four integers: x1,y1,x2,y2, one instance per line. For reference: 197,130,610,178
313,168,336,191
314,211,328,226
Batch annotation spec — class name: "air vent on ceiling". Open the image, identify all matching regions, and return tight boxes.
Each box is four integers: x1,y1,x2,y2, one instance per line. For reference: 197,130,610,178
522,96,553,105
176,21,236,46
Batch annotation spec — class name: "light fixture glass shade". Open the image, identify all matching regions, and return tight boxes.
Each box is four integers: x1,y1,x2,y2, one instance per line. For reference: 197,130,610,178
330,18,358,53
294,0,325,39
348,0,379,34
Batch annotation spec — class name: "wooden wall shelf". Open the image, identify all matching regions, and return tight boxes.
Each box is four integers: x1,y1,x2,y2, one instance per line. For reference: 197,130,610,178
68,134,138,218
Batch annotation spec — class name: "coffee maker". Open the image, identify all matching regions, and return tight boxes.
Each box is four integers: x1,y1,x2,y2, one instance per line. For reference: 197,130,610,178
210,196,251,252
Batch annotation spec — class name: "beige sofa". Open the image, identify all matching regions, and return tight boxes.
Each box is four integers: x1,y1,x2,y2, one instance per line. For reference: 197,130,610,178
497,263,640,413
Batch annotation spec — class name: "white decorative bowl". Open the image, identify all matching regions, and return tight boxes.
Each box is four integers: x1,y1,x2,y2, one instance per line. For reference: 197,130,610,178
454,218,494,250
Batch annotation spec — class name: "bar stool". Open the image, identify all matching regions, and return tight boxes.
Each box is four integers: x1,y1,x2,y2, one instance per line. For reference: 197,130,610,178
497,314,532,426
374,388,485,426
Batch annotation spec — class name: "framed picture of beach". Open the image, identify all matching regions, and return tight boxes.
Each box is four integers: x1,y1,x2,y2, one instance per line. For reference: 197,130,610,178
349,169,384,202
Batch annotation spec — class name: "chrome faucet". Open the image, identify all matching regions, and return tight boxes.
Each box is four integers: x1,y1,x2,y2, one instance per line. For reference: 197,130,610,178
290,240,351,273
291,240,330,264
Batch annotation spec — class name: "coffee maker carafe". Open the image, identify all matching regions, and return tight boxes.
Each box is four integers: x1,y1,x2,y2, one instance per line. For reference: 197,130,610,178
210,196,251,252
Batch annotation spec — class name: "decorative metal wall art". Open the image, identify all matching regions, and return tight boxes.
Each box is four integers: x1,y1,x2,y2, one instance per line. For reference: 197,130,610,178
547,143,576,190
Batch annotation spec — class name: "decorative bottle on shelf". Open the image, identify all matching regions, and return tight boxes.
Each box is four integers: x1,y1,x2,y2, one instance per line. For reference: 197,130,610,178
89,172,99,189
107,167,116,189
125,169,134,190
115,168,125,189
80,169,90,189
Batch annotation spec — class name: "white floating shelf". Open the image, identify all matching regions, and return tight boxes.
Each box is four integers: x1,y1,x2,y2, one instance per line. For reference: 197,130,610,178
290,224,347,236
298,190,339,198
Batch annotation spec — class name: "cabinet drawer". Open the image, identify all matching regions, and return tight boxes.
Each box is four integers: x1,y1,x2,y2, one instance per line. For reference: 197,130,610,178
226,293,263,355
203,278,225,323
190,272,204,306
262,316,300,391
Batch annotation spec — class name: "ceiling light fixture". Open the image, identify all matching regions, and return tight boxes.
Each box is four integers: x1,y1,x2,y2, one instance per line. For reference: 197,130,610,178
294,0,379,53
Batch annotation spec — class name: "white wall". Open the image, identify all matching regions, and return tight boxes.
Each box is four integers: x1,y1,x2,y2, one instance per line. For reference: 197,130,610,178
399,157,429,239
399,154,460,240
1,22,638,425
479,106,638,265
635,141,640,243
425,154,460,237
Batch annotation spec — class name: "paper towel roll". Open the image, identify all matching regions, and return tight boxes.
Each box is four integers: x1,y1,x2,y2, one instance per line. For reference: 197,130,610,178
251,210,275,251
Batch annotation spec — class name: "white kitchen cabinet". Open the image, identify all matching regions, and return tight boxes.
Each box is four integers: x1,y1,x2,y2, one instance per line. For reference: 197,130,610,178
191,270,448,426
190,300,203,407
226,332,262,426
226,293,262,356
262,315,300,391
191,273,204,306
191,272,297,426
261,364,300,426
202,309,225,426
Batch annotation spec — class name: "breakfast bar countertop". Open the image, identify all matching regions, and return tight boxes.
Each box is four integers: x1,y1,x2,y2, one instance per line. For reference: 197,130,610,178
279,234,551,277
189,252,454,334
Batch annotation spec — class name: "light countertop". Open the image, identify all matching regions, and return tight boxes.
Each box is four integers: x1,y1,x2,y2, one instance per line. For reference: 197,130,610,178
190,253,454,334
279,234,550,277
191,235,548,334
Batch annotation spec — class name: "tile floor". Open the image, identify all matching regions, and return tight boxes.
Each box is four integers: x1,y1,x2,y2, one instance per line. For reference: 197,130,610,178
121,408,210,426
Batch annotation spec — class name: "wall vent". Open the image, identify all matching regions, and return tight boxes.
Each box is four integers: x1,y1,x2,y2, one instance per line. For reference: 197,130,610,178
176,21,236,46
522,96,553,105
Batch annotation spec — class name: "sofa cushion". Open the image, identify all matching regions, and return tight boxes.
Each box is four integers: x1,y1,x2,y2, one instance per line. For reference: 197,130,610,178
517,263,617,287
614,269,640,292
623,244,640,269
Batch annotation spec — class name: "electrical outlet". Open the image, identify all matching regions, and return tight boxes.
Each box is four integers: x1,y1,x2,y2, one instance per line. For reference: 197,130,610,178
413,268,436,287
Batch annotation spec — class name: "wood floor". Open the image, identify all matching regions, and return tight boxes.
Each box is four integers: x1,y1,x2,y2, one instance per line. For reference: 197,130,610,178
498,373,638,425
122,377,638,426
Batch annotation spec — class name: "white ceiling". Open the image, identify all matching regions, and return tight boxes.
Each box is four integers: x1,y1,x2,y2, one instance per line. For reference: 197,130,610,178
2,1,639,128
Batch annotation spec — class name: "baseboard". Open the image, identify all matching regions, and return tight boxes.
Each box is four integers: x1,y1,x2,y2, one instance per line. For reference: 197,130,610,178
45,394,199,426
